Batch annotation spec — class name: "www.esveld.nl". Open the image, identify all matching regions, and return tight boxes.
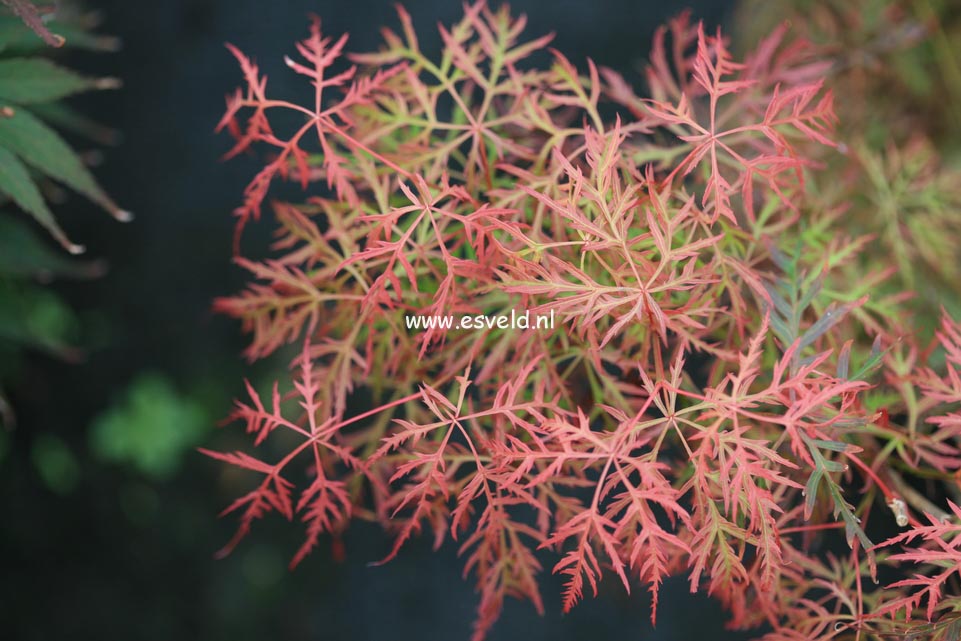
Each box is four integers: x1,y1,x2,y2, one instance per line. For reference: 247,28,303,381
405,309,555,331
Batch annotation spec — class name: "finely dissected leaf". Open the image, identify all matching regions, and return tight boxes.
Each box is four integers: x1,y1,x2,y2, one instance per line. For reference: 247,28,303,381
642,23,835,225
874,503,961,622
206,4,961,640
0,107,129,221
0,58,115,103
206,341,405,567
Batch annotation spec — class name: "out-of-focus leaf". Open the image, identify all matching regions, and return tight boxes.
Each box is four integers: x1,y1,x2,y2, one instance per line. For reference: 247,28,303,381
0,390,10,429
0,213,104,278
0,0,64,48
0,144,81,252
31,433,80,494
29,102,119,144
836,340,852,380
0,282,79,357
797,277,824,316
798,297,866,351
0,107,129,223
89,374,208,480
762,281,792,319
846,335,885,383
0,57,114,103
809,438,852,453
0,14,120,52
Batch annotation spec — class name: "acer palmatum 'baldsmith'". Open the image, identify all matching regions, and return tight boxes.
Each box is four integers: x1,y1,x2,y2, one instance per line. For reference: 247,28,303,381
208,4,961,639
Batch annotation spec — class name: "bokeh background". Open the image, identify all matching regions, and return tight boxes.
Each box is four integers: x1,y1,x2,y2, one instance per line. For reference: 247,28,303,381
0,1,757,639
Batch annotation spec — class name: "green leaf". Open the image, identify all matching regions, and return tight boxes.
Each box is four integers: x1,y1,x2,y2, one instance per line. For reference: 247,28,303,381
0,107,129,222
0,213,104,278
809,438,852,453
819,459,847,473
803,466,823,519
28,101,119,144
0,58,112,104
848,335,885,383
801,433,874,568
0,145,81,252
836,340,852,380
762,281,792,320
798,297,866,351
797,276,823,316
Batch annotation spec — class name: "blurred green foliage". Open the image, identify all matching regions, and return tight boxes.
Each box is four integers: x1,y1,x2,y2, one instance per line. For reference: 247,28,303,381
0,7,123,251
89,374,208,480
0,3,120,427
0,275,80,355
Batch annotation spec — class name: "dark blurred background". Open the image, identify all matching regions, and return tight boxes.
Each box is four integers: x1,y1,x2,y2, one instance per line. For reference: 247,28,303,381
0,1,753,639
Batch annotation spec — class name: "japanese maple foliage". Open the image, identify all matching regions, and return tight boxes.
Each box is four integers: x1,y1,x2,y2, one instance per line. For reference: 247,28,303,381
210,3,961,639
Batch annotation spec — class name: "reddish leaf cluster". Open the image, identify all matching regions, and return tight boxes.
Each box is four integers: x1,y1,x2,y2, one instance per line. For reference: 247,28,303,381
209,4,961,639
